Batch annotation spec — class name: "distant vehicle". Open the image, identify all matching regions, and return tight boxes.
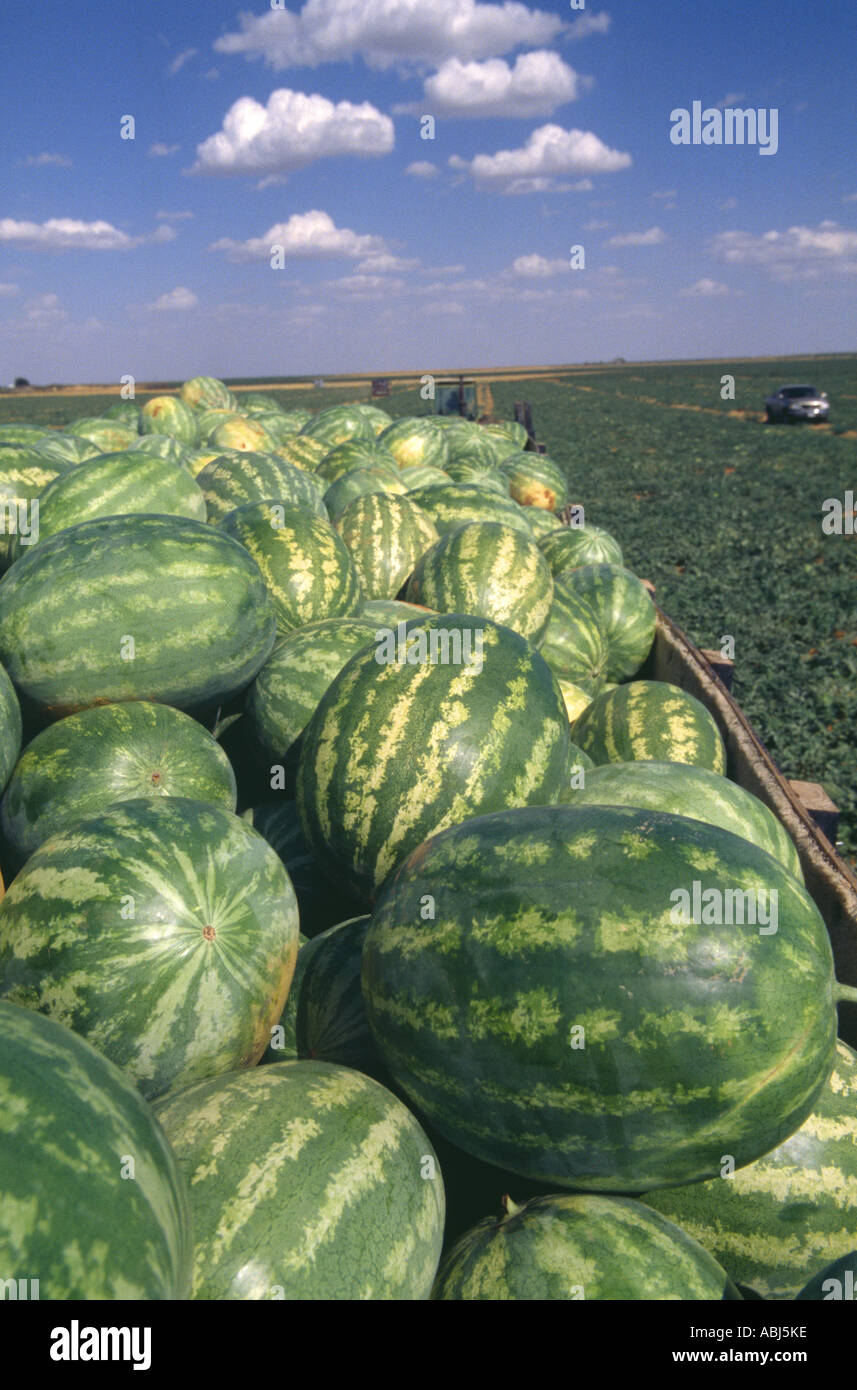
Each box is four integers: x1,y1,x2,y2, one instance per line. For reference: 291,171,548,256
764,384,829,423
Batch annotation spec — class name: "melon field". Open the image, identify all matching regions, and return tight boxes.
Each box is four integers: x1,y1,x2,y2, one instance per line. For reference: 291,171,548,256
0,363,855,1304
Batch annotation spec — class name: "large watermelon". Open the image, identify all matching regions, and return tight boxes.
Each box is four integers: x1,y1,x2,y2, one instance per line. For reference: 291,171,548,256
401,464,451,491
432,1194,739,1300
127,432,188,467
211,417,278,454
524,507,564,540
220,503,361,634
0,1001,192,1299
297,614,569,897
31,432,100,465
539,523,624,574
482,419,528,451
0,424,52,445
180,376,234,411
198,452,326,524
140,396,198,445
153,1060,445,1300
316,439,398,484
0,448,67,567
378,417,450,471
557,564,656,682
0,661,21,797
407,482,534,538
335,492,438,600
561,759,802,881
444,461,508,494
1,701,237,860
322,465,408,522
362,803,839,1190
645,1039,857,1299
406,522,554,644
247,802,367,937
442,420,510,470
359,598,437,625
573,681,727,774
272,435,328,473
65,417,139,452
300,406,375,450
102,399,142,429
538,585,609,692
497,450,568,510
0,798,299,1099
0,514,276,717
247,618,378,762
13,448,207,555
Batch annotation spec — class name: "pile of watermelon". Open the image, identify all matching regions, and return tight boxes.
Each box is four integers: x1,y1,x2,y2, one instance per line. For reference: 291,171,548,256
0,377,854,1302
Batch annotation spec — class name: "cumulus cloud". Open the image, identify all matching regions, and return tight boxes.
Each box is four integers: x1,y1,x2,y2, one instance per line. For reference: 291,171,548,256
23,152,72,168
397,51,587,119
214,0,566,71
356,253,419,273
210,209,387,262
191,89,394,176
0,217,167,251
567,11,611,40
680,278,730,297
406,161,439,178
168,48,198,76
607,226,666,246
151,287,199,311
449,123,630,193
149,143,180,157
709,221,857,279
511,253,569,277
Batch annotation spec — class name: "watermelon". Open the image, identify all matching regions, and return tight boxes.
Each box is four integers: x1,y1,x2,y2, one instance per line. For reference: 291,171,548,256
359,598,437,625
127,432,188,467
539,523,624,574
13,448,207,555
0,449,66,568
444,461,508,494
558,564,655,682
0,661,21,796
0,1001,192,1299
407,482,535,539
199,452,326,524
794,1251,857,1301
220,503,361,635
353,403,394,436
237,392,286,418
442,421,510,469
65,417,138,452
101,399,142,430
247,802,367,936
538,585,609,692
378,418,451,471
0,424,51,445
335,493,438,600
646,1039,857,1299
524,507,564,540
482,420,528,451
561,759,803,881
0,797,299,1099
316,439,397,484
31,432,100,466
140,396,198,445
299,406,375,450
153,1060,445,1300
0,514,276,717
262,916,384,1077
1,701,237,860
297,614,570,897
322,465,408,522
558,681,595,725
497,450,568,510
211,417,277,454
401,464,450,490
432,1193,739,1300
362,802,839,1190
196,408,242,442
573,681,727,774
272,435,328,473
406,522,554,645
182,447,221,479
180,376,234,411
247,618,378,763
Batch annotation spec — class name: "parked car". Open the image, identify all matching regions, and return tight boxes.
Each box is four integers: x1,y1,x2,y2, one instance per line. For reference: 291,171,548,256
764,384,829,423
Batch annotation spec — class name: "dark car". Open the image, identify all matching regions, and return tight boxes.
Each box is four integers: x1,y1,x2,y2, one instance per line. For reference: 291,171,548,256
764,384,829,423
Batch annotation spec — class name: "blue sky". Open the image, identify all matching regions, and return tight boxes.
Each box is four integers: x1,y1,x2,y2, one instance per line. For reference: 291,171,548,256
1,0,855,381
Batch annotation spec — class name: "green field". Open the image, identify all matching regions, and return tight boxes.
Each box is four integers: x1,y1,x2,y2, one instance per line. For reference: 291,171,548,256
1,354,855,861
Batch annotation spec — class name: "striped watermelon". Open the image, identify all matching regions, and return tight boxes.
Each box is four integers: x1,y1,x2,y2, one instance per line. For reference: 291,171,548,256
0,661,21,796
538,585,609,692
561,759,802,881
444,461,508,494
497,451,568,511
378,418,450,471
182,447,221,479
297,614,570,897
432,1194,739,1300
442,421,510,469
401,465,451,490
335,493,438,600
359,598,437,624
0,424,52,445
558,564,656,682
524,507,564,540
573,681,727,774
405,522,554,644
248,618,378,762
220,503,361,635
645,1039,857,1300
127,433,188,467
0,797,299,1099
31,432,100,465
102,400,142,428
272,435,328,473
483,420,528,451
316,440,397,484
141,396,198,445
539,524,624,574
196,409,243,442
153,1060,445,1300
795,1251,857,1301
322,465,407,522
0,1001,192,1299
247,802,367,937
300,406,376,449
1,701,237,860
0,449,66,568
211,417,277,454
238,393,287,418
180,376,234,411
198,452,326,524
0,514,276,717
66,417,138,452
353,403,394,436
362,802,839,1190
14,448,207,555
262,916,384,1077
407,482,534,538
558,682,595,726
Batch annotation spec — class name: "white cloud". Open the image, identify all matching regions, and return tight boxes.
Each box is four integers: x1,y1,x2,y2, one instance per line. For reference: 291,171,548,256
204,68,220,81
356,253,419,273
149,142,180,157
0,217,163,251
842,193,857,204
511,253,568,277
450,123,630,194
192,89,394,176
720,197,738,210
210,209,387,262
406,161,439,178
23,152,72,168
567,11,611,40
214,0,566,71
584,219,610,230
326,273,408,298
710,221,857,280
650,189,676,201
168,48,198,75
156,210,195,220
680,278,730,297
24,292,66,326
0,283,19,297
607,226,666,246
151,287,199,311
398,51,587,119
